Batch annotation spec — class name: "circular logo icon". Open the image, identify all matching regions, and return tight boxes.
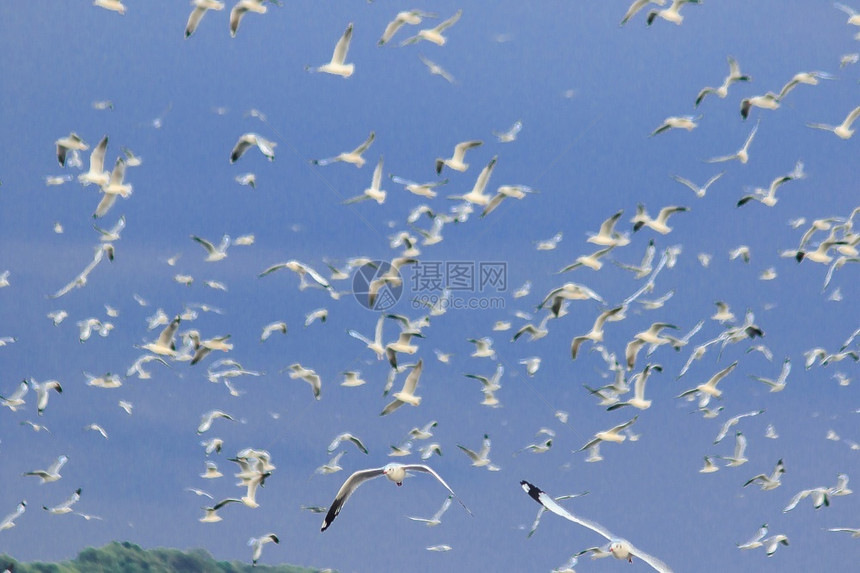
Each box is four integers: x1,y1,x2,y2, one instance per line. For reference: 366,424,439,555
352,260,403,311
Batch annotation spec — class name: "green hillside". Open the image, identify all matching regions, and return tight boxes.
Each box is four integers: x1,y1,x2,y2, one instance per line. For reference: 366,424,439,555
0,542,323,573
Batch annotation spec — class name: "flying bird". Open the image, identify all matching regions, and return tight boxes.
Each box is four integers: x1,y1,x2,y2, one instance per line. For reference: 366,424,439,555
308,22,355,78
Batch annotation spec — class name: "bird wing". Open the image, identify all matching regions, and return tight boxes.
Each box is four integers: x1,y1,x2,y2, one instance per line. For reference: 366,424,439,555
321,467,385,531
521,481,614,540
402,359,423,394
331,22,353,65
435,9,462,32
230,135,253,162
351,131,376,155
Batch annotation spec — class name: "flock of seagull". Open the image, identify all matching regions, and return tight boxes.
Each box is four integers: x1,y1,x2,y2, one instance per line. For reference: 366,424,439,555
2,2,860,571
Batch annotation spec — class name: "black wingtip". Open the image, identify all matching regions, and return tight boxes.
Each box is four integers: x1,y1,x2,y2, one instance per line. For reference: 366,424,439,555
520,480,542,504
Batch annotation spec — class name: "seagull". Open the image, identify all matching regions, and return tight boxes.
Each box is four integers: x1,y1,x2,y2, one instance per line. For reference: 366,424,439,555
259,260,338,298
631,204,689,234
328,432,369,455
304,308,328,327
344,156,386,204
436,140,482,174
23,455,68,483
140,315,181,357
737,161,803,207
706,121,759,164
391,175,449,198
521,481,673,572
229,0,268,38
418,55,455,83
458,433,500,471
199,498,242,523
185,0,224,38
626,323,677,369
230,133,276,162
126,354,169,380
260,321,287,341
78,135,110,186
559,245,616,272
493,120,522,143
401,9,462,46
93,0,126,14
43,489,81,514
737,524,769,550
784,487,830,512
714,409,764,444
695,56,752,107
468,337,496,359
197,410,235,434
607,364,662,410
570,306,624,359
312,131,375,167
0,501,26,531
677,361,739,399
526,491,590,538
743,459,786,490
348,314,386,359
614,239,656,279
320,463,468,531
288,363,322,400
577,416,639,453
807,105,860,140
185,488,214,499
309,22,354,78
93,215,126,242
740,92,780,120
620,0,666,26
447,156,498,206
1,379,29,411
55,132,88,166
191,234,231,262
777,71,835,100
649,115,700,136
84,423,109,439
717,431,749,467
248,533,279,566
587,210,630,247
408,495,453,526
381,360,423,416
101,157,132,198
828,527,860,538
699,456,720,474
378,10,436,46
749,358,791,392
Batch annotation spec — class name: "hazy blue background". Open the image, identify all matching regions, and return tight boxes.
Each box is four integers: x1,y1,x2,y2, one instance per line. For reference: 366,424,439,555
0,1,858,571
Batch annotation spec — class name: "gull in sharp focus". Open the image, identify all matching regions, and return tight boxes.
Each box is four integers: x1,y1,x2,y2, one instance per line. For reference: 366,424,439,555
436,140,482,174
185,0,224,38
230,133,275,162
706,120,759,164
401,9,462,46
320,462,468,531
23,455,68,483
312,131,375,167
807,105,860,140
308,22,355,78
521,481,673,572
378,10,436,46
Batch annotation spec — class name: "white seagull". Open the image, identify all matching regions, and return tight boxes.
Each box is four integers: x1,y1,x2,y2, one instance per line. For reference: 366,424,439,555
229,0,268,38
408,494,453,526
43,488,82,514
381,360,423,416
694,55,751,107
23,455,68,483
78,135,110,186
521,481,673,572
577,416,639,453
807,105,860,140
744,459,786,491
312,131,375,168
401,9,462,46
230,133,276,162
55,132,88,166
248,533,279,566
378,10,436,46
649,115,700,136
436,140,482,174
320,463,468,531
191,234,231,262
706,120,759,164
309,22,355,78
185,0,224,38
0,501,26,531
344,156,386,204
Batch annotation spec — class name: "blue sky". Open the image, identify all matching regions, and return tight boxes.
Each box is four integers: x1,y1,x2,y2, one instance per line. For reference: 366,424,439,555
1,1,859,571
